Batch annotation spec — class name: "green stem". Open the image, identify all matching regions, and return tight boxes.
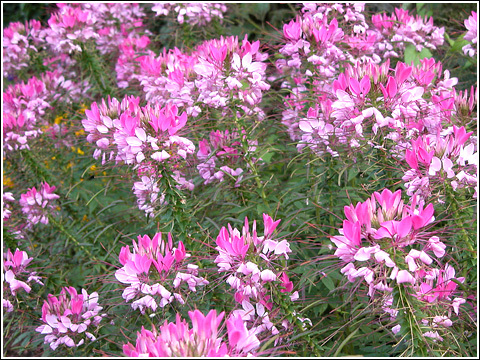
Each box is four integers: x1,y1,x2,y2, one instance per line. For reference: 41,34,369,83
79,42,113,96
232,114,270,211
20,149,56,184
394,285,428,356
48,215,107,272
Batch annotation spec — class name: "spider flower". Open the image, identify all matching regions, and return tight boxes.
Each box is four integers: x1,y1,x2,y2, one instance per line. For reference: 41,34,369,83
115,232,208,313
35,286,106,350
123,309,259,357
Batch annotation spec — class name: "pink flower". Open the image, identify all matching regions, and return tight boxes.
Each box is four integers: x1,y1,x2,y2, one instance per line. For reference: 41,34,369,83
395,269,416,285
35,287,105,350
283,18,302,41
123,309,257,357
19,182,60,227
227,313,261,354
3,248,43,298
426,236,446,258
115,232,207,312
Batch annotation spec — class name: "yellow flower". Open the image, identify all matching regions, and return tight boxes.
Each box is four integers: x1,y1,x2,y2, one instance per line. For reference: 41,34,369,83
3,176,14,187
54,115,63,125
90,165,97,171
75,129,85,136
77,148,85,155
78,103,88,114
82,214,89,222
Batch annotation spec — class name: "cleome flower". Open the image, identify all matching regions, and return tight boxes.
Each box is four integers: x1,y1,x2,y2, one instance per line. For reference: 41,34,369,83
115,232,208,313
35,286,106,350
331,188,466,338
19,182,60,227
123,309,259,357
3,248,44,313
215,214,307,343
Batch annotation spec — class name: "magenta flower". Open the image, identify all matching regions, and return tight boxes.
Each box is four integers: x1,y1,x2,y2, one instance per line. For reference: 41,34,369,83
19,182,60,227
82,95,195,216
331,188,467,333
115,232,208,313
462,11,477,57
35,286,106,350
214,214,303,342
123,309,258,357
3,248,43,298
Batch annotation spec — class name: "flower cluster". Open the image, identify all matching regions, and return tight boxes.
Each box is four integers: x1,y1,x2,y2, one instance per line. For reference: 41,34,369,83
196,129,258,186
35,286,106,350
114,232,208,313
79,3,147,56
3,248,43,312
41,3,146,55
19,182,60,227
123,309,259,357
151,3,227,26
3,192,15,221
82,96,194,215
402,125,478,200
331,188,466,337
215,214,304,339
276,4,451,160
3,70,90,151
371,7,444,55
288,54,477,196
120,34,270,121
3,19,44,79
462,11,477,57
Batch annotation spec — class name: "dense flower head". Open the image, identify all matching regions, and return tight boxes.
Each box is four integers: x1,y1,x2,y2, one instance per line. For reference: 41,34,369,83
331,188,466,337
19,182,60,227
123,309,259,357
3,70,90,151
43,3,98,53
82,96,192,166
82,96,195,215
35,286,106,350
115,232,208,313
289,54,473,173
402,126,478,199
151,3,227,26
122,34,270,120
79,3,147,55
196,129,259,186
35,2,148,71
214,214,305,342
3,19,44,78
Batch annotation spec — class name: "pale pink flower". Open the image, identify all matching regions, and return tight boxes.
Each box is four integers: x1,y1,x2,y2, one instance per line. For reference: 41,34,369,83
35,286,105,350
19,182,60,227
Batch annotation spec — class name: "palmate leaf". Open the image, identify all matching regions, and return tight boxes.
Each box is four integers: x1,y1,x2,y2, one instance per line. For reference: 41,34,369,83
404,43,433,66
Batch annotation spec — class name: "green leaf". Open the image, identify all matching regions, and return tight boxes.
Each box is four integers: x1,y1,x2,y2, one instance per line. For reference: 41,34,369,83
450,34,470,54
418,47,432,60
444,32,454,47
260,150,274,164
404,44,432,66
321,275,335,292
252,3,270,21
